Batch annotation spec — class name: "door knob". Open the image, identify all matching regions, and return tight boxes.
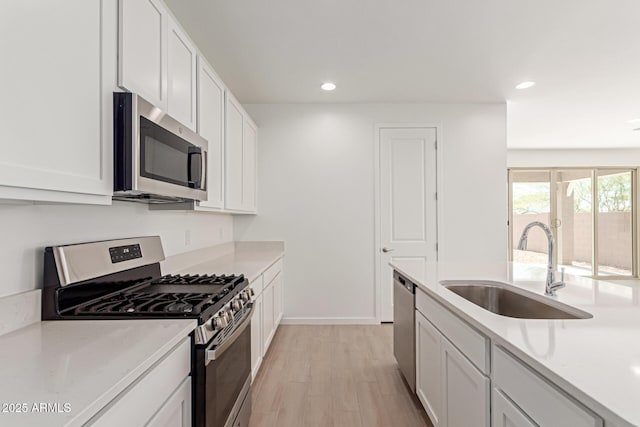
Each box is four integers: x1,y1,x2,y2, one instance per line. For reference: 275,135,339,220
382,247,394,253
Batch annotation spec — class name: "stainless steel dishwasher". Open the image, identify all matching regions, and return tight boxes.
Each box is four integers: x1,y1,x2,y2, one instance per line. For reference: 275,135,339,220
393,270,416,392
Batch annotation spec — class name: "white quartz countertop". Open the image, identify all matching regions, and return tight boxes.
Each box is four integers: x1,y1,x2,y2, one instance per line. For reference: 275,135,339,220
390,260,640,427
0,319,196,427
171,241,285,283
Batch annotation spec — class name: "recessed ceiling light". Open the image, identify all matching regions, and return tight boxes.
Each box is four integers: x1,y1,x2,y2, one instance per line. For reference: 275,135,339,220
321,82,336,91
628,118,640,124
515,81,536,90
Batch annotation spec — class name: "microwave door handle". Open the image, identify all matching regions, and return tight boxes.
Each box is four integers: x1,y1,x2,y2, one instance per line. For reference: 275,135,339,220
187,148,203,189
201,150,207,191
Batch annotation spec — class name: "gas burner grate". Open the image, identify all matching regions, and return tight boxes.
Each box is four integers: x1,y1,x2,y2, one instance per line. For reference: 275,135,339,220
152,273,245,286
73,291,220,315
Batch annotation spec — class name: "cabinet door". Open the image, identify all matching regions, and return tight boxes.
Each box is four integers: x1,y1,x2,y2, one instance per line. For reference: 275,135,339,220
118,0,167,110
251,291,263,380
272,273,283,326
197,57,225,209
416,312,442,427
167,17,197,131
146,377,192,427
0,0,116,204
492,388,536,427
441,339,490,427
262,283,275,355
241,117,257,212
225,94,244,210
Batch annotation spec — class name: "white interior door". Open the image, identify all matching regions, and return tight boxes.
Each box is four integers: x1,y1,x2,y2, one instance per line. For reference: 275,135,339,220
378,127,437,322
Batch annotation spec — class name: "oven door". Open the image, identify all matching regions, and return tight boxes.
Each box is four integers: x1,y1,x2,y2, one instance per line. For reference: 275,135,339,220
195,305,253,427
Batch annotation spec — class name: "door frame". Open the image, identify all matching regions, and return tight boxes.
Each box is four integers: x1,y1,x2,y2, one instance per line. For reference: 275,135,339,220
374,123,442,323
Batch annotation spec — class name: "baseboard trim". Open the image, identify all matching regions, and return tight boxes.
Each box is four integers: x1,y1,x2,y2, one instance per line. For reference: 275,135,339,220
280,317,379,325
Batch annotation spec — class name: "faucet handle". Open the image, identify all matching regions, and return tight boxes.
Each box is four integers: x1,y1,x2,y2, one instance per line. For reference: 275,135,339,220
549,267,566,296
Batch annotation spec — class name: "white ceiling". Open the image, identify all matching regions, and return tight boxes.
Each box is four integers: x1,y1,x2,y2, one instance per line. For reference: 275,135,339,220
165,0,640,148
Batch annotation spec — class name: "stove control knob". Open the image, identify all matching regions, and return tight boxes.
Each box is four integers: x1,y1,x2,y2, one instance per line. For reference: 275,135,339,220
249,288,255,297
240,291,251,302
213,315,228,330
231,299,243,312
221,309,233,322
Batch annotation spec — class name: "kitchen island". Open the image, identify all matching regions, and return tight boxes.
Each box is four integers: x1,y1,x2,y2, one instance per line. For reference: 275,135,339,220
392,260,640,427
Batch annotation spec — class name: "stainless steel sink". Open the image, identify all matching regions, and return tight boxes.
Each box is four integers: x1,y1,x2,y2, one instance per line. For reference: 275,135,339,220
440,281,593,320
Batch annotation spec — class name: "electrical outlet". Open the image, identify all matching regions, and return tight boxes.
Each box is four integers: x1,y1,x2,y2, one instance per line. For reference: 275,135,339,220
185,230,191,246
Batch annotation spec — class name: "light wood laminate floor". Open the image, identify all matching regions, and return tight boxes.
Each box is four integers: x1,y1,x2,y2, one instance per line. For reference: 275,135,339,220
249,325,433,427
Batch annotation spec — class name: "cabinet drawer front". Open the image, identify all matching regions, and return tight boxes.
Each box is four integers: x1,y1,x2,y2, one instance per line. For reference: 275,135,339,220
416,289,489,374
492,388,536,427
263,258,283,287
493,346,603,427
250,275,264,296
88,338,191,426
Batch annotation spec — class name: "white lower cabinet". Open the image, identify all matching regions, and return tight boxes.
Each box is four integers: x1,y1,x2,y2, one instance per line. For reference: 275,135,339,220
441,337,489,427
250,290,264,379
415,308,488,427
416,311,442,426
492,388,535,427
493,345,603,427
249,258,284,381
414,288,605,427
272,272,284,325
262,282,275,353
146,377,192,427
88,338,191,426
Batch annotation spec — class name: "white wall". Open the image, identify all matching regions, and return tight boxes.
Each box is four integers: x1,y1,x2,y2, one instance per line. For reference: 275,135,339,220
234,104,507,322
508,148,640,168
0,202,232,298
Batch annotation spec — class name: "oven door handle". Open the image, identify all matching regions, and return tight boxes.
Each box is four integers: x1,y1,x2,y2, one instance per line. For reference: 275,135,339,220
206,303,254,363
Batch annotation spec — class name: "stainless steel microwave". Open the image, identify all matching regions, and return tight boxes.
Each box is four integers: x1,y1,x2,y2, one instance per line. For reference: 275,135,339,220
113,92,207,203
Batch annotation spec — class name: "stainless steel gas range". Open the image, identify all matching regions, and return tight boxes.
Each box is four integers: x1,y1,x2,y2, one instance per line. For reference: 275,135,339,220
41,236,253,427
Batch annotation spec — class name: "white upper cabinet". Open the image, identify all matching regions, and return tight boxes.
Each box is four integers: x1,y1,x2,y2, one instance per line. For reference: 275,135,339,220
196,56,225,209
225,94,245,211
167,19,197,131
119,0,197,131
118,0,168,110
225,93,257,213
242,118,258,212
0,0,116,204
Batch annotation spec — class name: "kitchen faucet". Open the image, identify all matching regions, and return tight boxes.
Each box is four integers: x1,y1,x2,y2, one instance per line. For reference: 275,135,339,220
517,221,565,296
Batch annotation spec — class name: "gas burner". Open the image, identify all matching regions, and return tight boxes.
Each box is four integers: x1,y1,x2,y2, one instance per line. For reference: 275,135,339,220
152,273,245,286
73,291,219,316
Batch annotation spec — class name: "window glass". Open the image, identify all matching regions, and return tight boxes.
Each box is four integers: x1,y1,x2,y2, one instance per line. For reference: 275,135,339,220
510,168,636,278
555,170,593,277
511,170,551,267
597,170,633,276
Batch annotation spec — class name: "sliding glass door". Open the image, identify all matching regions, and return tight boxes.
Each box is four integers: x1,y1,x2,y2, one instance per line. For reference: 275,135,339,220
509,168,637,279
